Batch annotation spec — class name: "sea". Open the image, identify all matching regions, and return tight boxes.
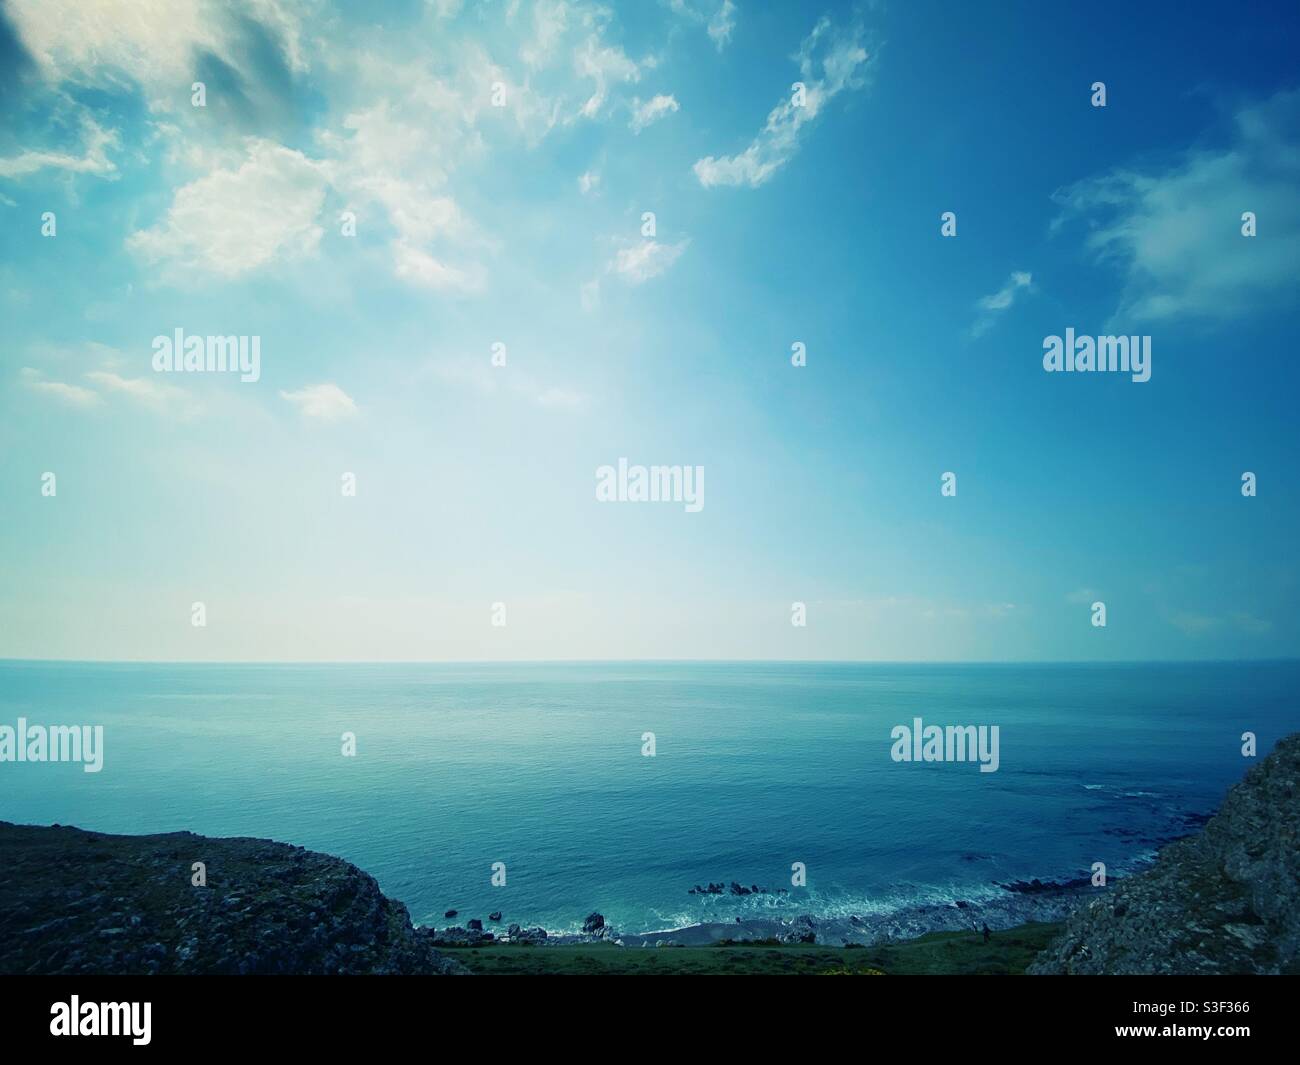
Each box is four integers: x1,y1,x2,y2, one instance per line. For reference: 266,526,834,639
1,660,1296,936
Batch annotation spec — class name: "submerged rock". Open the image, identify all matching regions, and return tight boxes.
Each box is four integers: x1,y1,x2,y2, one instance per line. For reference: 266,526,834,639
1030,734,1300,975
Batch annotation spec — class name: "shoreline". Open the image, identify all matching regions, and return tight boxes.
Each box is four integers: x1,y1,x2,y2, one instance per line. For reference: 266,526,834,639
433,872,1134,950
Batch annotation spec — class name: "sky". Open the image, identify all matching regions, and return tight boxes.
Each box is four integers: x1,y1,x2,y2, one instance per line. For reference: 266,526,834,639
0,0,1297,662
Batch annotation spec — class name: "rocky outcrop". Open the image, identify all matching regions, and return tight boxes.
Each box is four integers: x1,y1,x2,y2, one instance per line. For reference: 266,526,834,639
0,822,468,975
688,880,788,896
502,923,548,943
1030,735,1300,975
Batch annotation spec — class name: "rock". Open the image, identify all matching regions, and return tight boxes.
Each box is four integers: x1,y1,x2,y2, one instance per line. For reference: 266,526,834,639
467,919,483,931
1030,734,1300,975
443,909,458,919
582,912,605,934
0,821,468,975
488,911,502,922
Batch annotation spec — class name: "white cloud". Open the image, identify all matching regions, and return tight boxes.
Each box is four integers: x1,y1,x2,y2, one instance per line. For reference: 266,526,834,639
19,364,196,415
19,368,100,408
666,0,737,52
611,238,689,283
519,0,571,68
84,370,191,413
694,14,873,188
629,94,679,133
0,115,120,179
971,271,1033,336
580,278,601,310
1052,89,1300,323
578,169,601,195
280,383,357,420
5,0,306,110
574,31,643,118
127,139,327,278
707,1,738,51
391,241,483,292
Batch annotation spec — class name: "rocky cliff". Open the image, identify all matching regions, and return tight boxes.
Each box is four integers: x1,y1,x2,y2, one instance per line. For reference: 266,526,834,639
0,822,468,975
1030,734,1300,975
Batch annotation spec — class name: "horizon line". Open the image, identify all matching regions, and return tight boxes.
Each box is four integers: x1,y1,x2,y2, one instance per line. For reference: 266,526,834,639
2,656,1297,667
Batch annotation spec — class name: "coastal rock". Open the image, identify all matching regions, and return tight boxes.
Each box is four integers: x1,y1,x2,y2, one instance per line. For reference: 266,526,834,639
500,923,547,944
467,919,483,931
1029,734,1300,975
488,911,502,922
0,822,468,975
582,912,605,934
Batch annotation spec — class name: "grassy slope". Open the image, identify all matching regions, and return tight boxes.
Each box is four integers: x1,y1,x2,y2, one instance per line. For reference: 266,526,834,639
445,922,1065,975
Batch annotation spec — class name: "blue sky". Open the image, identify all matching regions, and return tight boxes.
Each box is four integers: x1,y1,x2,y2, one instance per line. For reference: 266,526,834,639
0,0,1297,662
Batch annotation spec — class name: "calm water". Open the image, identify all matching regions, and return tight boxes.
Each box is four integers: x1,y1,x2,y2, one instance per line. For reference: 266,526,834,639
1,661,1296,934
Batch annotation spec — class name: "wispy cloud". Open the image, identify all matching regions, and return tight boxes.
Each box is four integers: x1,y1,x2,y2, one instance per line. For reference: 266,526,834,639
693,14,873,188
19,368,100,408
666,0,738,52
971,271,1034,336
0,115,120,179
84,370,193,414
280,383,357,420
20,364,195,415
610,238,689,283
629,93,679,133
1052,88,1300,323
707,1,738,51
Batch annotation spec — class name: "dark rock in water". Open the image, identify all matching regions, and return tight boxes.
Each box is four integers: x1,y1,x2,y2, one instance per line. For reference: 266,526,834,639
1030,733,1300,975
506,923,521,937
467,919,483,931
488,911,502,922
729,881,751,896
0,821,467,975
444,909,458,918
955,900,970,910
1001,875,1091,894
582,912,605,934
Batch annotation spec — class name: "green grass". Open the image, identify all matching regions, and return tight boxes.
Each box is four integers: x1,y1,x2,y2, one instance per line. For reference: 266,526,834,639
444,922,1064,975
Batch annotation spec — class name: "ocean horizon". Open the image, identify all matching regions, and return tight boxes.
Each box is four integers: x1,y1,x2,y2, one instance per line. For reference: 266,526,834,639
3,659,1295,937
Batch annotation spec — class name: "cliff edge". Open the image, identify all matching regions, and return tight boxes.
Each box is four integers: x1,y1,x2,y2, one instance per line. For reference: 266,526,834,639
0,821,468,975
1030,734,1300,974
